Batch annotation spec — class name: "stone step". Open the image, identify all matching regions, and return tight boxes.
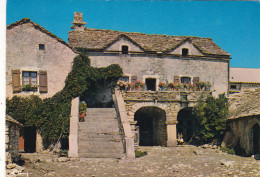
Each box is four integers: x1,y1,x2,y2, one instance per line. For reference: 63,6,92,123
78,136,122,142
78,127,120,133
78,132,122,139
79,152,125,158
78,145,124,153
78,145,123,152
87,108,116,112
78,141,123,147
79,124,119,130
80,119,118,124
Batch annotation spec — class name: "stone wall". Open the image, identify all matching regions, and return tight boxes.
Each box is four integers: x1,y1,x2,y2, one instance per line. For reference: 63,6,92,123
224,115,260,156
88,52,228,97
6,121,21,163
6,22,77,99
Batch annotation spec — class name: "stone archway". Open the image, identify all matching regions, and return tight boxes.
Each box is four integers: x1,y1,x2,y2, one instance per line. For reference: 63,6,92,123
177,107,195,142
252,124,260,154
134,106,167,146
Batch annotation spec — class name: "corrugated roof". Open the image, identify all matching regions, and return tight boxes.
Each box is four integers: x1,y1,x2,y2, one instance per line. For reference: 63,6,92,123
229,88,260,119
69,28,230,56
7,18,78,53
230,67,260,83
6,115,23,127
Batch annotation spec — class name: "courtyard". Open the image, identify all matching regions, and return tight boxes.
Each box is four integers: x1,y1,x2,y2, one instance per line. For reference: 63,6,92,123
10,145,260,177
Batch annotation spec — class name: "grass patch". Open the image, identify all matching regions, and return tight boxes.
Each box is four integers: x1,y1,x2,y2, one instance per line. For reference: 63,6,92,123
220,147,235,154
135,150,147,158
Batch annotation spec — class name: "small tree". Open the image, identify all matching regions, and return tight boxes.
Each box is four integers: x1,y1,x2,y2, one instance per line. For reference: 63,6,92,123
192,94,229,144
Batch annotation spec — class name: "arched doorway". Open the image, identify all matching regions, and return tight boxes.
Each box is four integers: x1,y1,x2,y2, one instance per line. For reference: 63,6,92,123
134,106,167,146
177,107,194,143
252,124,259,154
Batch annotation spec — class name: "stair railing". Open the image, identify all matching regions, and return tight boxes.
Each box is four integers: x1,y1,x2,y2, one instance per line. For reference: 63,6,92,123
113,90,135,159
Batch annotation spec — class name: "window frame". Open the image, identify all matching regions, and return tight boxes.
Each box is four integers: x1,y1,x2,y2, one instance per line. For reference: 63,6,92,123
181,77,191,84
182,48,189,56
122,45,129,54
22,71,38,91
39,44,45,50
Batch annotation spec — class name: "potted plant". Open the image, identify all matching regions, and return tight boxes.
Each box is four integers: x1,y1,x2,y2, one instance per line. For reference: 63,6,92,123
79,101,87,122
22,84,37,91
196,81,206,91
134,80,144,91
188,84,195,91
168,83,175,91
159,82,166,91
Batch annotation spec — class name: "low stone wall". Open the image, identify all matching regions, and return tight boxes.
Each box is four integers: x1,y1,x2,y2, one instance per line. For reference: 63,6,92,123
6,117,22,163
223,115,260,156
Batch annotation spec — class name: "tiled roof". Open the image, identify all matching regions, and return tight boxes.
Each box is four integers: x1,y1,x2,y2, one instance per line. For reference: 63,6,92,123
6,114,23,127
69,28,230,56
7,18,78,53
229,88,260,119
230,67,260,83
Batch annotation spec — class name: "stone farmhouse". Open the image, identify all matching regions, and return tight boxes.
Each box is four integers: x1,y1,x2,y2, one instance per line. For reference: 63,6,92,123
229,67,260,94
223,89,260,156
6,18,77,152
6,12,237,158
67,12,231,158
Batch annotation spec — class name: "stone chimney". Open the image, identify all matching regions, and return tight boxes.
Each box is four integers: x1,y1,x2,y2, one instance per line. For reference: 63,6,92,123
71,12,87,31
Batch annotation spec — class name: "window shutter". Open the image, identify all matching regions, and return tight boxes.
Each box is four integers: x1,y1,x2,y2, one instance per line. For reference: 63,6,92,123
131,75,137,83
39,70,48,93
193,77,200,85
174,76,180,84
12,69,21,92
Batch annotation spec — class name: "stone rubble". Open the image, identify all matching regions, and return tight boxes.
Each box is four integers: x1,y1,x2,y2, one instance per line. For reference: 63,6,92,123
14,145,260,177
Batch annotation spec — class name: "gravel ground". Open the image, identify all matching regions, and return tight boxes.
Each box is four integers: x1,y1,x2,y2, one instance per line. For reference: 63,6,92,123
14,145,260,177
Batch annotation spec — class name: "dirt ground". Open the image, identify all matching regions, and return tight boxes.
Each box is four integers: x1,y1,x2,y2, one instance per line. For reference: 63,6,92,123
12,145,260,177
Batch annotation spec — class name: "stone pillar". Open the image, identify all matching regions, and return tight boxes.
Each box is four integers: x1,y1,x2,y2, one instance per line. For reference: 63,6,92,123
68,97,79,158
166,120,178,146
36,131,43,152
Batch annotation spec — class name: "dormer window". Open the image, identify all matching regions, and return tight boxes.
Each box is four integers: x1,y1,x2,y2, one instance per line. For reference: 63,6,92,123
182,48,189,56
39,44,45,50
122,45,129,54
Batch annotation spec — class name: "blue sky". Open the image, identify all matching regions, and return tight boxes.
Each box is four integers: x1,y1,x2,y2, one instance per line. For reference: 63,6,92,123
6,0,260,68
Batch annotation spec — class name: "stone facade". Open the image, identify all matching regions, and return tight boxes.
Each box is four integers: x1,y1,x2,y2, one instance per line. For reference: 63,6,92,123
68,12,230,147
6,18,77,99
223,88,260,156
6,18,77,152
229,68,260,94
6,115,23,163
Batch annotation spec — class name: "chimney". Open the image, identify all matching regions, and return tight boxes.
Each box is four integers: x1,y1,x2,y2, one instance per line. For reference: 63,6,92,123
71,12,87,31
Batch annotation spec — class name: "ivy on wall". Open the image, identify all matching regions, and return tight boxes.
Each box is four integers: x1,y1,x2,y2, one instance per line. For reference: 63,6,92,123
6,54,123,147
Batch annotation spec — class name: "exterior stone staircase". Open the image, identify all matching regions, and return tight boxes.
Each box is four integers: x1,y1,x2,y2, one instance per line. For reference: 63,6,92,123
78,108,125,158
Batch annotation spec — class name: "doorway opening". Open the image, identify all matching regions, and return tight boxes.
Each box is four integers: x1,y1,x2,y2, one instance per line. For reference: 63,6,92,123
24,127,36,153
134,106,166,146
252,124,259,154
177,107,194,143
145,78,156,91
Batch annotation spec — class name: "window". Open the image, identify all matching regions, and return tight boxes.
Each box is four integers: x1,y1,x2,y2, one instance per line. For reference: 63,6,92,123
182,48,189,56
12,70,48,93
119,76,129,82
181,77,191,84
230,85,237,90
39,44,45,50
122,45,129,54
22,71,37,91
145,78,156,91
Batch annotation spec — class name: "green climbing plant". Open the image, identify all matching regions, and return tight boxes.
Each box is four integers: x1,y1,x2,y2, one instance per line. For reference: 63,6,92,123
6,53,123,147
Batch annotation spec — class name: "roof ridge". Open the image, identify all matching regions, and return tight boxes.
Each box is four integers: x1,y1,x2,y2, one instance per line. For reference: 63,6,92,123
85,28,212,39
